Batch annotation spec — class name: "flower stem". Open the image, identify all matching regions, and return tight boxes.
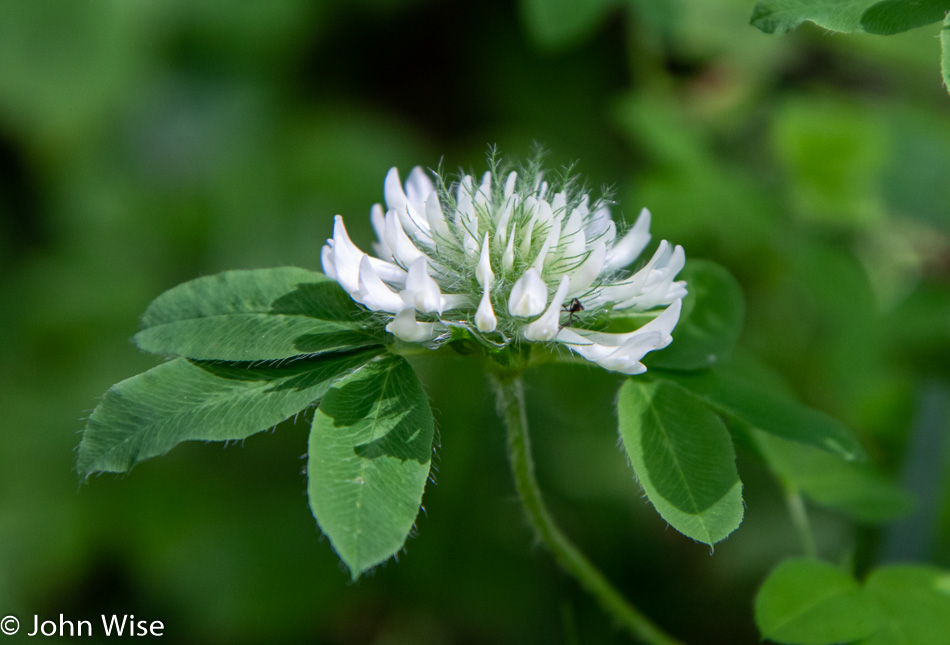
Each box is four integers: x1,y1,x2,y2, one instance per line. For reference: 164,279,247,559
490,370,682,645
784,486,818,559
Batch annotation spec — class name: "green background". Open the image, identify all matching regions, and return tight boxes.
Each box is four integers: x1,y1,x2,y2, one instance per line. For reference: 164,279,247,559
2,0,949,642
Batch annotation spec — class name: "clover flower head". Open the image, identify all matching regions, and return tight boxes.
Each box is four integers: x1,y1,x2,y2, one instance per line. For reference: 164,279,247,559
321,160,687,374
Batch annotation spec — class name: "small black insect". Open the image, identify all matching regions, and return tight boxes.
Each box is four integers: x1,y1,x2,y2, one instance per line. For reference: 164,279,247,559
561,297,584,327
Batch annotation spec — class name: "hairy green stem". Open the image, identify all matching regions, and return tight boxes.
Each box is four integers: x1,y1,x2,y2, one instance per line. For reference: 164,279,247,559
784,487,818,559
491,370,682,645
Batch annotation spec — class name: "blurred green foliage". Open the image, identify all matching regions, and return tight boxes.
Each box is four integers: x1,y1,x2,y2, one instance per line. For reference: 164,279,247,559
2,0,950,643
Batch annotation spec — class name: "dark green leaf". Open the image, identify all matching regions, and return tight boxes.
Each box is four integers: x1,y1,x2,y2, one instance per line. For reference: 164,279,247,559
135,268,384,361
646,260,744,371
862,566,950,645
78,348,383,475
861,0,950,35
308,353,435,579
751,0,880,34
661,367,866,461
617,379,743,545
753,430,914,522
755,558,881,644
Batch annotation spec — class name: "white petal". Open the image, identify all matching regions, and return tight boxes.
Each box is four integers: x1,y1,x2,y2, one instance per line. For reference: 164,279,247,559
562,206,583,240
367,257,408,286
638,298,682,340
519,212,536,257
462,231,479,256
440,294,470,311
603,219,617,248
561,208,586,260
615,243,687,310
551,191,567,215
400,204,432,243
536,198,555,227
554,327,618,361
394,167,434,241
321,245,337,280
508,268,548,317
475,285,497,332
477,233,494,287
593,240,672,307
386,307,436,342
502,224,516,271
405,166,435,204
537,179,548,199
581,299,682,348
475,171,492,206
384,208,424,267
357,256,404,313
370,204,394,260
597,337,662,374
328,215,366,295
605,208,652,271
425,193,451,240
504,171,518,199
531,216,562,274
456,178,479,255
555,327,661,375
404,257,443,314
494,197,514,245
574,194,591,220
457,175,473,204
523,276,570,341
586,200,612,239
567,241,606,297
384,167,408,212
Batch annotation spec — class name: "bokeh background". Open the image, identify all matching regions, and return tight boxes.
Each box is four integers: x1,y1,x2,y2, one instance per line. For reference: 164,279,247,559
2,0,949,643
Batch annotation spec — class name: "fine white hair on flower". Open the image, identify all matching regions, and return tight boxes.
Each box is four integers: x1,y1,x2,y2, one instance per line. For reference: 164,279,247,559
321,162,687,375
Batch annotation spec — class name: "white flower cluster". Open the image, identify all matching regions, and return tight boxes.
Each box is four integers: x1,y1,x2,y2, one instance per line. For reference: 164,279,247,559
321,165,686,374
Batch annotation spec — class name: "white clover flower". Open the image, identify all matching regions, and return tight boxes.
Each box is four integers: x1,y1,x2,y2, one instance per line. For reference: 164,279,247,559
321,163,687,375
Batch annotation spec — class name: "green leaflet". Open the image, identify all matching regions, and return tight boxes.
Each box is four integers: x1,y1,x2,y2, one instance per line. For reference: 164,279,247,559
645,260,744,371
861,0,950,34
755,558,881,644
751,0,950,34
862,566,950,645
751,0,950,95
755,560,950,645
135,267,384,361
660,367,866,461
751,0,886,34
78,348,382,475
617,379,743,545
308,353,435,579
752,430,914,522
